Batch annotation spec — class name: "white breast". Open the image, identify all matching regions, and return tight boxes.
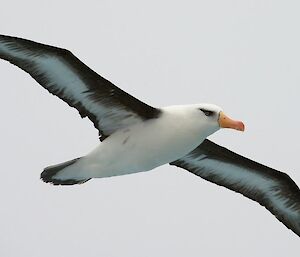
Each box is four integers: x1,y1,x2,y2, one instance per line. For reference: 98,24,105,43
83,107,216,178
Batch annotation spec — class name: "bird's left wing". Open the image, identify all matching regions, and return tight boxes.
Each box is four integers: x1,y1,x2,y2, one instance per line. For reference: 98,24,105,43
170,139,300,237
0,35,161,141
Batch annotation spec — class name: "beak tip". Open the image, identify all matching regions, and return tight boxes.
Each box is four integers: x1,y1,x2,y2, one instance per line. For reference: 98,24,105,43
239,122,245,132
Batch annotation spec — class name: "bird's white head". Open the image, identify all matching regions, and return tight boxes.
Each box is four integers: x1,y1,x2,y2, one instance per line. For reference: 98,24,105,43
194,103,245,134
163,103,245,139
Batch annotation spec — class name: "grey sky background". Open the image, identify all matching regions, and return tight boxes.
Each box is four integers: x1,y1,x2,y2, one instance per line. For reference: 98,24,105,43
0,1,300,256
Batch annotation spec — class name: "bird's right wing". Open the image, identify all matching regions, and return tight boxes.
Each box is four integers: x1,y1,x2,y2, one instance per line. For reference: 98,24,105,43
170,139,300,237
0,35,161,141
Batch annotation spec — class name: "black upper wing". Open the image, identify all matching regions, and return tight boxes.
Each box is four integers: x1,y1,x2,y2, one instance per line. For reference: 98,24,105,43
0,35,161,140
170,139,300,237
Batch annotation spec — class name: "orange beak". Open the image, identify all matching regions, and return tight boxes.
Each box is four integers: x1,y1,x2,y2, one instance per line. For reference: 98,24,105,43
218,111,245,132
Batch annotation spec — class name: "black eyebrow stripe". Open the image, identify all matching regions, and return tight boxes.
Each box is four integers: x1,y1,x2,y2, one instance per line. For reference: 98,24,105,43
199,108,214,114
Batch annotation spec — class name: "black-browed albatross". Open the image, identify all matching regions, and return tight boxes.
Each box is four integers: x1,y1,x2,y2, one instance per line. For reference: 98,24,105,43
0,35,299,237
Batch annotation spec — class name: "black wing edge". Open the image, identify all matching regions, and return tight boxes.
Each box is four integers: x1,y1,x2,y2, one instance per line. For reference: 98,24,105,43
0,34,162,141
171,139,300,237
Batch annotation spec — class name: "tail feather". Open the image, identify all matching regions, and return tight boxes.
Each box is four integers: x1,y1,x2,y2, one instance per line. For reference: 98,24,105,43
41,157,91,185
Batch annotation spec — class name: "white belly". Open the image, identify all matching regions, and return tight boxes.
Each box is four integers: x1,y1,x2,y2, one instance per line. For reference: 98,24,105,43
83,110,213,178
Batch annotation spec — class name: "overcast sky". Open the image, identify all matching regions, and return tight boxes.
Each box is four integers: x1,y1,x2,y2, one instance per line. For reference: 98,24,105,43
0,1,300,256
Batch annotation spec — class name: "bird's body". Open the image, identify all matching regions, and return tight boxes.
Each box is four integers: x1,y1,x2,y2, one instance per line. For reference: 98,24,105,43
53,104,220,181
0,34,300,237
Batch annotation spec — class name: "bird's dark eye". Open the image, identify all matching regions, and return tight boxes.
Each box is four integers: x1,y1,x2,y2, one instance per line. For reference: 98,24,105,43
199,108,214,117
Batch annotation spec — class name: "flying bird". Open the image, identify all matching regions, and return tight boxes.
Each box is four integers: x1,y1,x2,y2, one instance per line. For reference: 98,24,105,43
0,35,299,237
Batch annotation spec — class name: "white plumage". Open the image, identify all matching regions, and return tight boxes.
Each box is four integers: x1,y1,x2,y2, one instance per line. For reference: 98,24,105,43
53,104,222,181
